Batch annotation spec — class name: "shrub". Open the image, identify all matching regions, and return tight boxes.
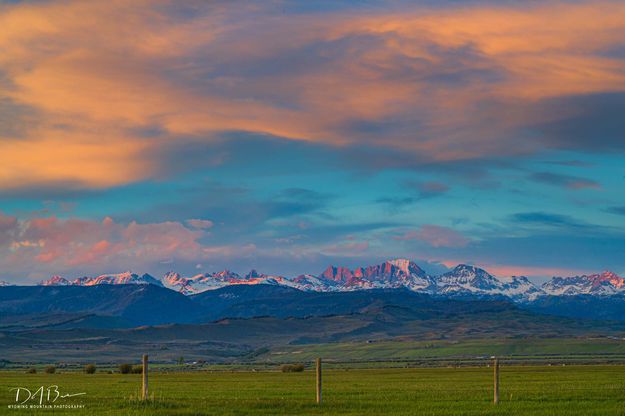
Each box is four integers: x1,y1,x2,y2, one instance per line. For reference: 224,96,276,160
44,365,56,374
26,367,37,374
119,363,132,374
131,365,143,374
84,364,96,374
280,363,305,372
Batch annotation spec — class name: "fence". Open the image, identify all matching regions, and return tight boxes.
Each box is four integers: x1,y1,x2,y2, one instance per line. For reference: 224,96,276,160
139,355,509,405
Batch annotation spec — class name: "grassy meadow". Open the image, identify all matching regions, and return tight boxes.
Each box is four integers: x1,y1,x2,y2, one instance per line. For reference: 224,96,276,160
2,365,625,415
266,337,625,364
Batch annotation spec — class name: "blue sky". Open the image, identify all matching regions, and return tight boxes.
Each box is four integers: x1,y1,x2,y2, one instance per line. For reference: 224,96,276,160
0,0,624,282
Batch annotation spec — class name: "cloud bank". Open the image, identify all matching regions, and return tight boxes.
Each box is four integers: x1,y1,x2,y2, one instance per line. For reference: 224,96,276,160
1,0,625,190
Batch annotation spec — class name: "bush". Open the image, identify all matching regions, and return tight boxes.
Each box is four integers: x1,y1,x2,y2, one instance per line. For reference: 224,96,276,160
280,363,305,372
119,363,132,374
26,367,37,374
84,364,96,374
44,365,56,374
131,365,143,374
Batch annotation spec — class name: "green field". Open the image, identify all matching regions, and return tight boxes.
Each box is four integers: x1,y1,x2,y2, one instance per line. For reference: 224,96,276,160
2,365,625,415
267,338,625,364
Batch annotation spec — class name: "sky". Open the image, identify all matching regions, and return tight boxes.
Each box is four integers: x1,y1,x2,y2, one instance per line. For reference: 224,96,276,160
0,0,624,283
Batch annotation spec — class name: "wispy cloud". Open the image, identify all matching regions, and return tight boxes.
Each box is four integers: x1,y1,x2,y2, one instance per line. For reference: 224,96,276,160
508,212,587,228
606,206,625,216
393,225,471,248
408,181,450,199
185,219,214,230
528,172,601,190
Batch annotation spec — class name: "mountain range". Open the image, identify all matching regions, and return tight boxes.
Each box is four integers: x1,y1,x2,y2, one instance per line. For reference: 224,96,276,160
19,259,624,302
3,282,625,363
3,259,625,364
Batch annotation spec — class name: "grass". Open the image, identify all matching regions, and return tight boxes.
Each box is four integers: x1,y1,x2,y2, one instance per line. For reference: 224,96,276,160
2,365,625,415
267,338,625,363
7,337,625,372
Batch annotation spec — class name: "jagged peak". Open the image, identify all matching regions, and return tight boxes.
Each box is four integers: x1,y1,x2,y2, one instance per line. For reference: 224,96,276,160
214,269,239,278
23,263,623,301
500,275,532,283
387,258,411,268
245,269,263,279
453,263,478,271
39,275,71,286
386,258,423,275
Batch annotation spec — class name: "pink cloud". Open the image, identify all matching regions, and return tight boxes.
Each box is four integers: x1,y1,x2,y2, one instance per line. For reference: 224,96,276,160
394,225,471,248
1,215,210,272
0,212,19,246
0,210,275,281
568,180,601,190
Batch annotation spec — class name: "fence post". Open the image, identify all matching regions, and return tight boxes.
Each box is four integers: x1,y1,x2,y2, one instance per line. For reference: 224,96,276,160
493,357,499,404
316,358,322,405
142,354,149,401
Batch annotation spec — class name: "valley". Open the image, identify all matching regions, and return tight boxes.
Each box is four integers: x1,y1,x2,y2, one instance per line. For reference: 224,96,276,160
3,259,625,365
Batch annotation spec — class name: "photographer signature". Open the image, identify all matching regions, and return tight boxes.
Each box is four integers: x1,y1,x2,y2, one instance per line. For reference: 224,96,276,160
10,385,86,405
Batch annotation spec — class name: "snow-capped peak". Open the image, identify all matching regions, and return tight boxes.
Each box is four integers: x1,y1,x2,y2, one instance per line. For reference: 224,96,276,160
37,272,162,287
87,272,162,286
387,258,412,275
160,269,289,295
244,269,263,279
39,275,72,286
435,264,543,300
21,261,623,303
439,264,497,286
542,271,625,296
315,259,432,291
162,271,184,285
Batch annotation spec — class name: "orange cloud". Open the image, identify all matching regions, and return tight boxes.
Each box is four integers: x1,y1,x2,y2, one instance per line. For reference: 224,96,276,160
1,0,624,190
0,129,152,190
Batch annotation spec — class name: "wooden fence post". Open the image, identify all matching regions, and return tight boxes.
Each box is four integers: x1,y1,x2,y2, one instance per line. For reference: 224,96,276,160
142,354,149,401
493,357,499,404
316,358,322,405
